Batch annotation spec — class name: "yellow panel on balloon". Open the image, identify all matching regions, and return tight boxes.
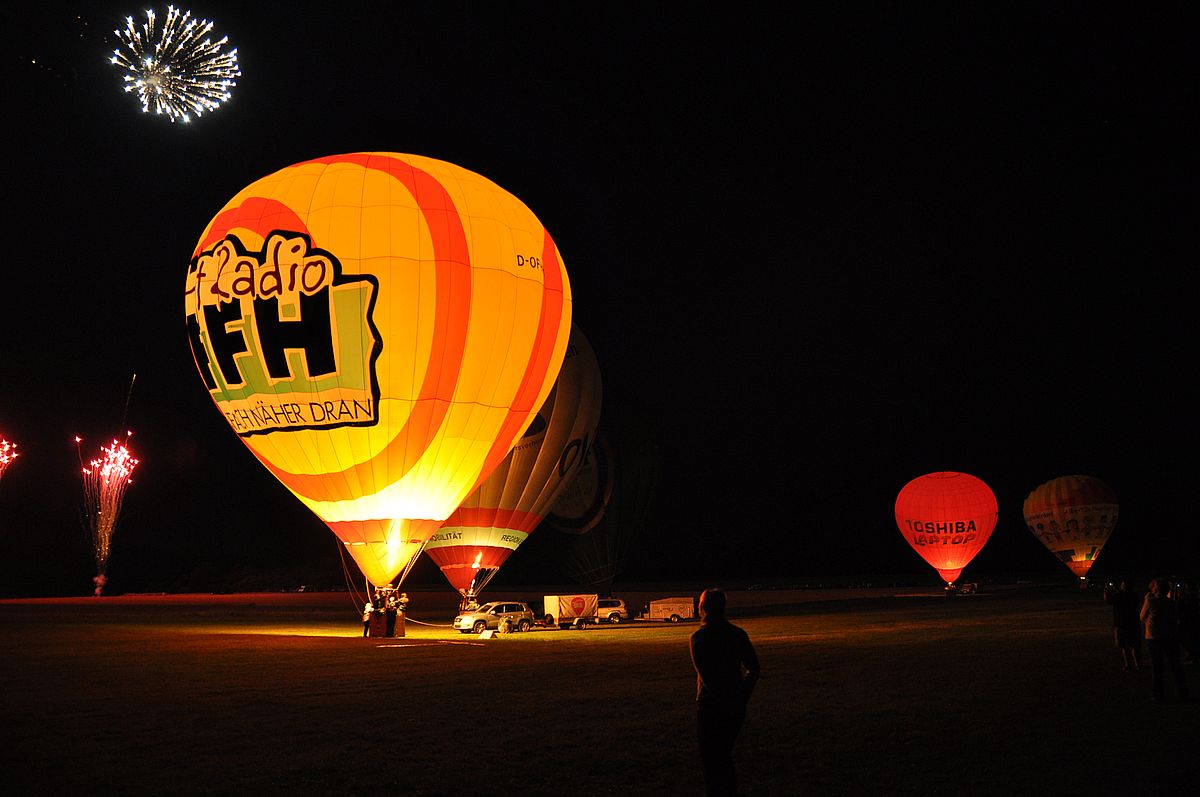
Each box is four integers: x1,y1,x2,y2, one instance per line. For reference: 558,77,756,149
185,153,572,587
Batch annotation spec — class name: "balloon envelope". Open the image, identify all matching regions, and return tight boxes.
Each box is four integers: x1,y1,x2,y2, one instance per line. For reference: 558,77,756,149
185,152,572,587
1022,475,1118,578
895,471,998,584
544,421,614,536
551,426,659,594
423,323,603,597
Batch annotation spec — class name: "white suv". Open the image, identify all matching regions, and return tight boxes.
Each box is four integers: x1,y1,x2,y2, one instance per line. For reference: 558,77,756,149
597,597,630,624
453,601,535,634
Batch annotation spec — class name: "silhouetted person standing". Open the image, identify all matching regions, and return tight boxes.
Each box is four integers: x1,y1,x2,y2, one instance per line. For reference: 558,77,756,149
384,596,398,638
1104,580,1142,671
1140,577,1189,702
690,588,760,796
1177,580,1200,664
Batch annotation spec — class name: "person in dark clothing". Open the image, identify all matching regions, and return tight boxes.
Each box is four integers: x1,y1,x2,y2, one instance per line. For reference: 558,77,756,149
384,596,398,637
1176,579,1200,664
1103,580,1142,671
1140,577,1189,701
689,588,760,796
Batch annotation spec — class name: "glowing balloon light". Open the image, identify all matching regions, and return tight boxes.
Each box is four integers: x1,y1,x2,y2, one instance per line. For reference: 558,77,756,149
185,153,572,588
424,323,602,602
0,438,18,482
1022,475,1118,578
895,472,998,585
76,434,140,591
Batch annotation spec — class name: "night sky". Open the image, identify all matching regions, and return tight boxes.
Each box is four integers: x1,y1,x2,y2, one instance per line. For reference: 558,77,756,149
0,3,1193,597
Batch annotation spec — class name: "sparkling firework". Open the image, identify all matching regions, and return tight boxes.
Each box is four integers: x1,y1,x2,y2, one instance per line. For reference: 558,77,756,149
77,434,140,587
109,6,240,122
0,438,18,482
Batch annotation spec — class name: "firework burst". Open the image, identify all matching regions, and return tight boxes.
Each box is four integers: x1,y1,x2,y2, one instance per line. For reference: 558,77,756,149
0,437,18,482
109,5,240,123
77,434,140,592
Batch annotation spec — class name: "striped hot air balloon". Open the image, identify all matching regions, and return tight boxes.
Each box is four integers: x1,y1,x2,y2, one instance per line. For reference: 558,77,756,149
185,152,572,588
1022,475,1118,579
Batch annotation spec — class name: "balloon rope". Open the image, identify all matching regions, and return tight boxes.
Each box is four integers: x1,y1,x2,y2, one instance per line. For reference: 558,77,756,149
405,616,452,627
395,539,429,587
398,542,455,627
472,567,500,597
335,538,368,613
334,538,456,627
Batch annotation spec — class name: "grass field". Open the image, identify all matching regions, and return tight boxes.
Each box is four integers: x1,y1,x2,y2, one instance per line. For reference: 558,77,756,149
1,584,1195,796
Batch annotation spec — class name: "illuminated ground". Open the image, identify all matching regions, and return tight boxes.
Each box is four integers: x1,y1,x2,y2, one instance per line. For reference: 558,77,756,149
1,584,1194,795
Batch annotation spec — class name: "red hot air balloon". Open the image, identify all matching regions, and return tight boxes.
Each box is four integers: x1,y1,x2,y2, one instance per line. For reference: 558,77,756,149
895,472,998,586
1022,475,1118,579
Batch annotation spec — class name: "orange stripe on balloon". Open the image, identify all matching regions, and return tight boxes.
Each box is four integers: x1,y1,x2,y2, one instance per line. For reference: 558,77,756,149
253,153,472,503
193,198,309,257
325,517,393,543
325,517,443,544
476,229,567,485
441,506,544,533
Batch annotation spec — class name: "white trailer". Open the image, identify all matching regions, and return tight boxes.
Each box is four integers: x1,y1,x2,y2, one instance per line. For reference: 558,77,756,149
647,597,696,623
543,594,600,628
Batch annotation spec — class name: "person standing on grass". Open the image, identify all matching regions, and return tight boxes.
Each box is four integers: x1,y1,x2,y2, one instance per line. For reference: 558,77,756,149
1104,579,1142,671
1140,576,1189,702
1177,579,1200,664
384,595,398,637
690,588,760,796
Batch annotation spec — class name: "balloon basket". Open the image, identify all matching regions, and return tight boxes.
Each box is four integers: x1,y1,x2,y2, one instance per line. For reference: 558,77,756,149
459,591,481,612
367,613,388,638
367,584,408,638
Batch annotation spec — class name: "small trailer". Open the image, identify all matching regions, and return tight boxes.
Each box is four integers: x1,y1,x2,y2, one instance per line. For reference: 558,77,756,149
542,594,600,628
646,597,696,623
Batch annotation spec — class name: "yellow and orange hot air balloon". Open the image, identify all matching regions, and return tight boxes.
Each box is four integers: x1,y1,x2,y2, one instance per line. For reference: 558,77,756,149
895,471,998,586
185,152,571,588
1022,475,1118,579
423,323,602,603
